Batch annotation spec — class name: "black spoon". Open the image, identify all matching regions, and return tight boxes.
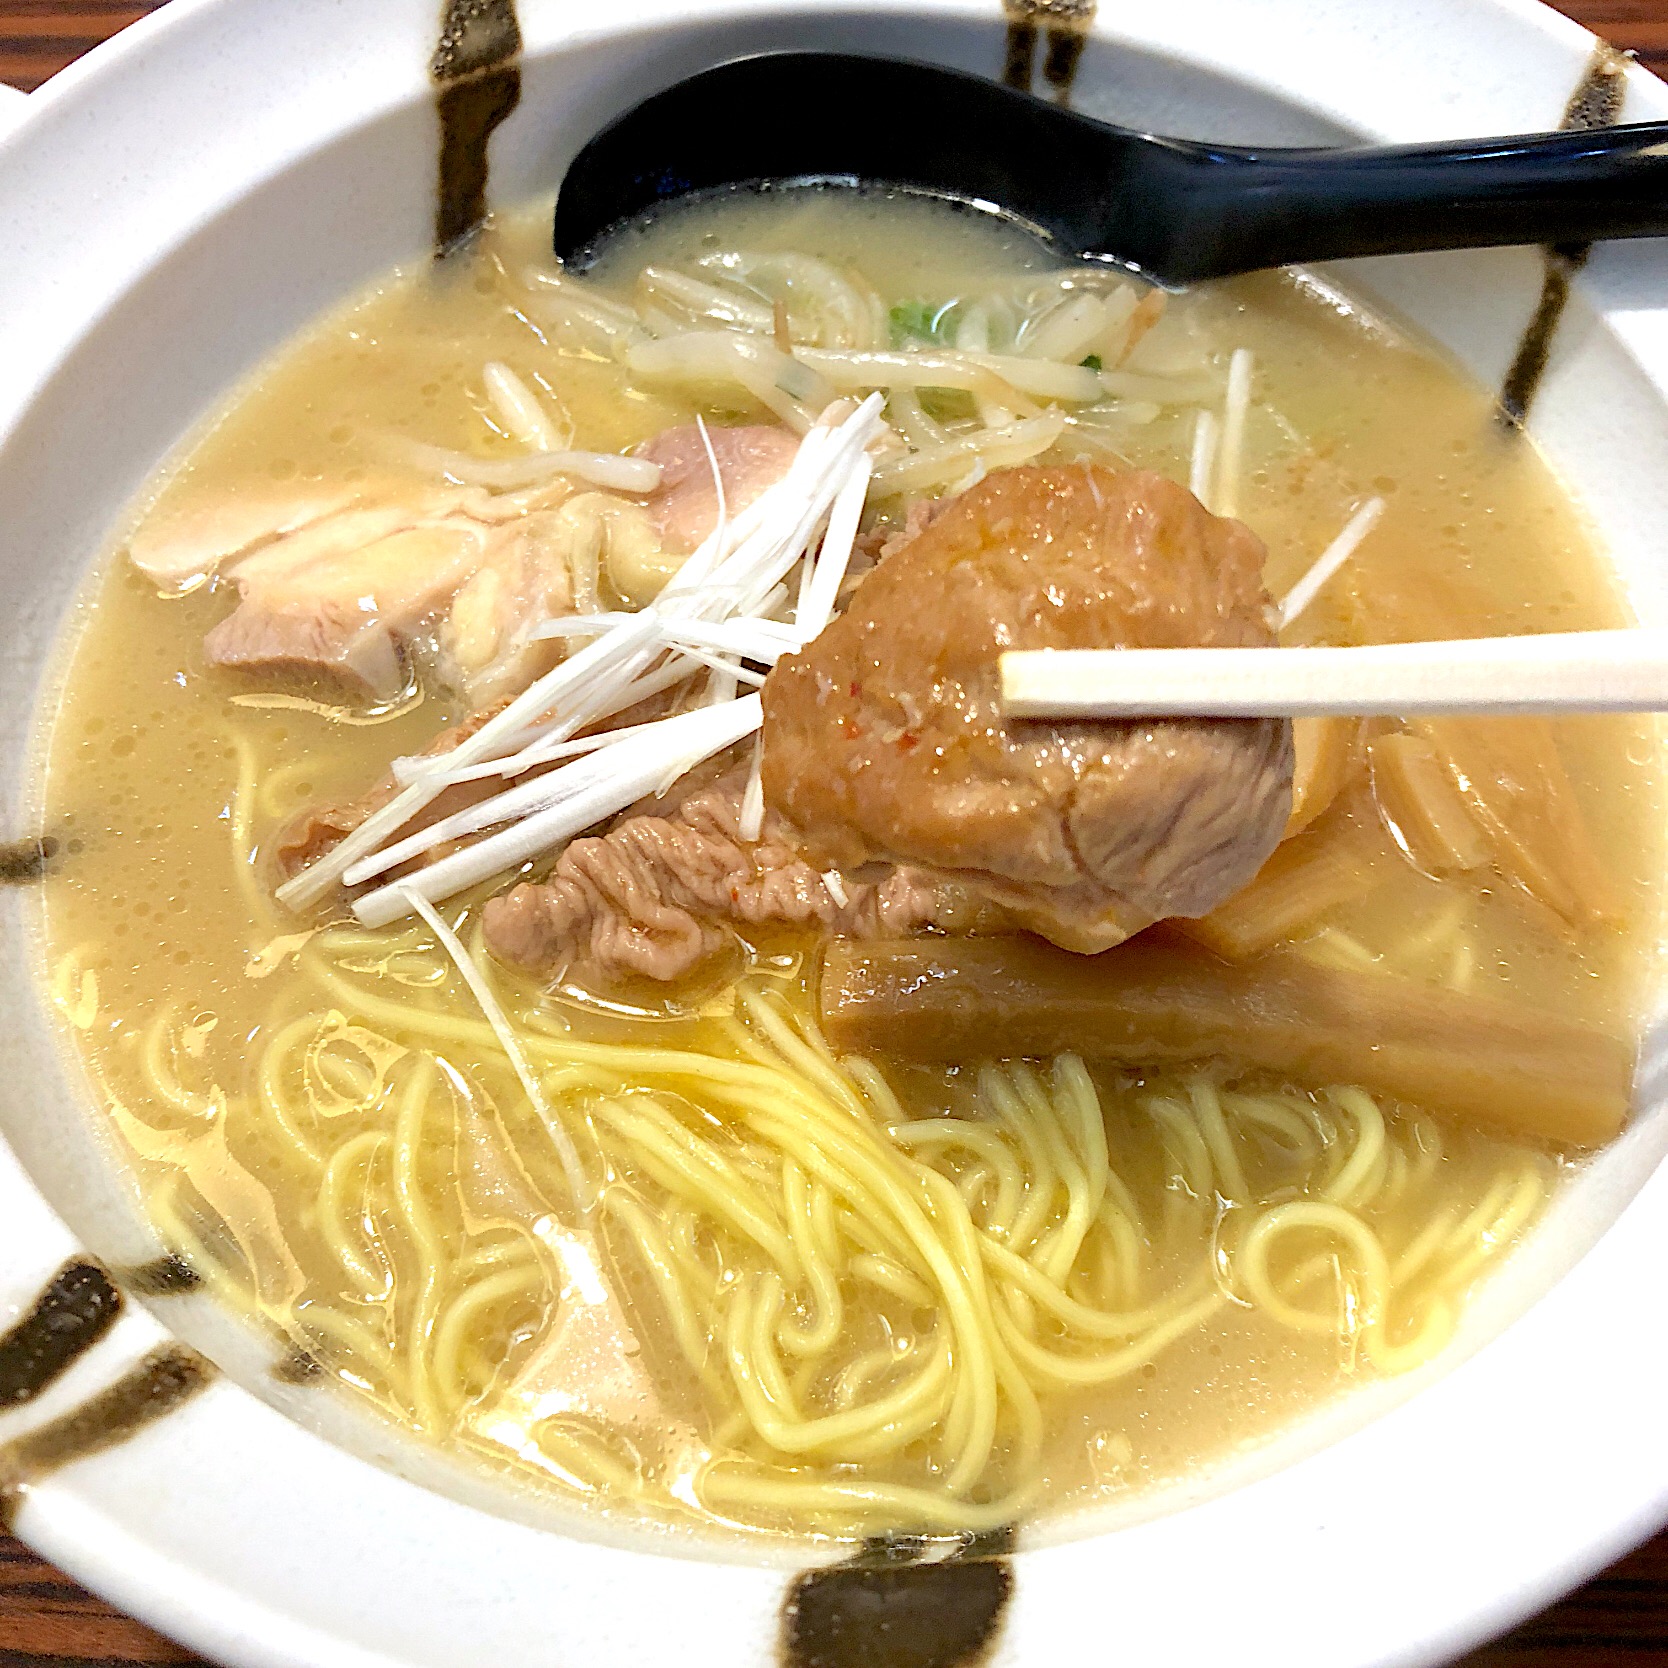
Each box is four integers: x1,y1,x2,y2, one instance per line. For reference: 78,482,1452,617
553,51,1668,286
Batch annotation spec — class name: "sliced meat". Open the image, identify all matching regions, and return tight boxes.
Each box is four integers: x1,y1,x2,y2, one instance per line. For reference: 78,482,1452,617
637,424,799,555
761,464,1293,955
159,422,795,706
482,784,947,985
203,493,582,705
436,509,575,707
130,472,579,594
129,482,368,589
207,514,496,698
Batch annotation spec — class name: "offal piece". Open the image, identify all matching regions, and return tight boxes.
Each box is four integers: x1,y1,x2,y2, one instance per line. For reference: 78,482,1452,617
482,781,950,985
822,934,1633,1149
762,465,1294,953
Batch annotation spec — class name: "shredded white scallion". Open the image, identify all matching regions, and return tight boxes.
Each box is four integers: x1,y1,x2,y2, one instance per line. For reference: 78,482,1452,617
739,739,766,844
1277,497,1387,630
1216,348,1254,519
280,397,887,925
398,885,591,1207
354,697,766,927
694,414,739,705
1189,411,1220,507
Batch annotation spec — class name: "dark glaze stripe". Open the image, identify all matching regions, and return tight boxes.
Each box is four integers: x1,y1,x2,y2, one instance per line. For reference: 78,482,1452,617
0,1345,213,1532
271,1346,325,1386
1563,47,1632,131
0,1263,122,1409
1001,19,1036,92
1498,42,1630,424
1001,0,1095,101
1041,26,1088,103
1500,245,1587,426
782,1527,1015,1668
116,1254,200,1298
0,836,59,884
432,0,523,254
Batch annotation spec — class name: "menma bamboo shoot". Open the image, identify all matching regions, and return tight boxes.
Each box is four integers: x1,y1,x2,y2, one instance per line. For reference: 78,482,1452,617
821,933,1632,1148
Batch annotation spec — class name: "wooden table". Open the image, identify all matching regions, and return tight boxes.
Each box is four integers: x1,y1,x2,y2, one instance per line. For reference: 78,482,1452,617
3,0,1668,1661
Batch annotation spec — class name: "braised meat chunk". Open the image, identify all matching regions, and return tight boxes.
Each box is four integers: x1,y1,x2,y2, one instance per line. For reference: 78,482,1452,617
761,465,1293,953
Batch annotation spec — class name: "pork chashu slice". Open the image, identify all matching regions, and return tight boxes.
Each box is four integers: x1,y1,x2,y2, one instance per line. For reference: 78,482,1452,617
761,464,1294,953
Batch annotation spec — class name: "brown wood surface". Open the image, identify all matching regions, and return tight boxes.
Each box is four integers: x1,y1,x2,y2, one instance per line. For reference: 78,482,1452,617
1,0,1667,1663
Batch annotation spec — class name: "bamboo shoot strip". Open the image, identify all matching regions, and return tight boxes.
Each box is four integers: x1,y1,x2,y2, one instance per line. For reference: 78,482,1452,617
819,933,1634,1148
1284,717,1357,840
999,630,1668,720
1178,804,1397,960
1413,715,1622,923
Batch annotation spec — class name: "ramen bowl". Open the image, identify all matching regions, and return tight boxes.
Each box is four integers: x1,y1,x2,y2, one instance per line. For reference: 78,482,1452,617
2,1,1668,1663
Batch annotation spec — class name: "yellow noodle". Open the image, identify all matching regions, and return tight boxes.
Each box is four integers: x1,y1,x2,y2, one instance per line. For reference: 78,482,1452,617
698,1461,1037,1535
139,1007,223,1121
1145,1097,1216,1202
997,1291,1225,1387
848,1253,934,1309
1322,1088,1388,1208
1236,1201,1390,1338
103,800,1555,1540
890,1119,1028,1233
431,1262,545,1406
315,1130,392,1299
605,1192,724,1387
1187,1079,1252,1204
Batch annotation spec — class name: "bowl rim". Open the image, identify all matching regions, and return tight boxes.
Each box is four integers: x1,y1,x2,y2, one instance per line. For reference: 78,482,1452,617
3,2,1668,1665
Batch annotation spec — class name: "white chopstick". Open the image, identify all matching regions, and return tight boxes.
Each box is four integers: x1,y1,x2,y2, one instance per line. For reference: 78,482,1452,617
999,630,1668,719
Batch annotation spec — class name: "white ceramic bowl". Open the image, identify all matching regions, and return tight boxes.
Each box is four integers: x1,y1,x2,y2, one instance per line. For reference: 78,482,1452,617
3,2,1668,1663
